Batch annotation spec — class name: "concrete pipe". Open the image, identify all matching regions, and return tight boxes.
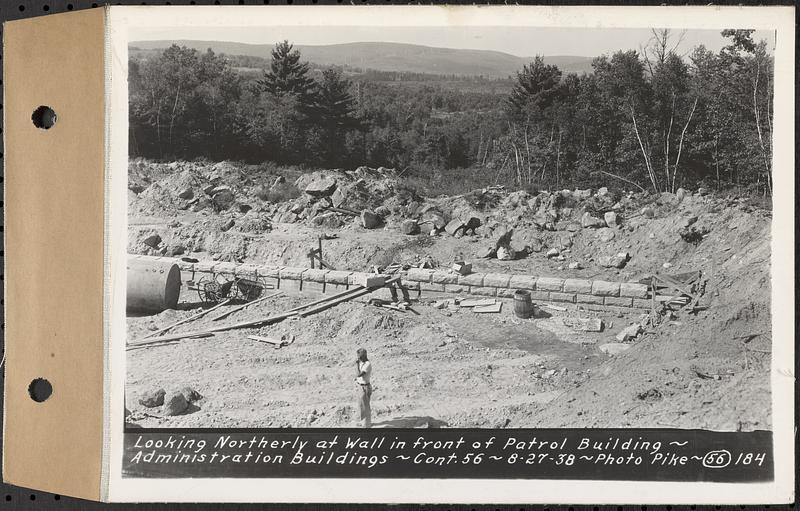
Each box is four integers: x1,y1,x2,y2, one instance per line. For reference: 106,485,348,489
127,256,182,312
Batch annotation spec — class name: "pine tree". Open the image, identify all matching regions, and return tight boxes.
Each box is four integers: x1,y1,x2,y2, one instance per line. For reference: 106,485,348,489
506,55,562,121
312,69,360,165
257,40,317,111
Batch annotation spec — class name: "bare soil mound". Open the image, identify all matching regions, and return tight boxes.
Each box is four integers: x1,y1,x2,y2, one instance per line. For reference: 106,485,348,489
126,159,772,430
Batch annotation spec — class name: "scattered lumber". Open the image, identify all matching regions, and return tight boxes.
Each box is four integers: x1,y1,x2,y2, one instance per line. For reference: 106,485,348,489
474,302,502,313
127,277,400,349
542,304,567,312
127,310,299,348
127,332,214,350
211,291,284,321
141,299,233,340
653,273,697,299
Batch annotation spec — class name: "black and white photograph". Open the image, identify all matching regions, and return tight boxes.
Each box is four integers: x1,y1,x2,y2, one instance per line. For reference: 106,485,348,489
124,20,777,432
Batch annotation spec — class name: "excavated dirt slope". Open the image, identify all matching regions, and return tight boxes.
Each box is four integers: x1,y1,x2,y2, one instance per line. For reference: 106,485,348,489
126,159,773,430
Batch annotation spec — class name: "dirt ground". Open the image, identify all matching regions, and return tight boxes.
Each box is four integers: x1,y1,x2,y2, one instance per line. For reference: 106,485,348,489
125,159,773,431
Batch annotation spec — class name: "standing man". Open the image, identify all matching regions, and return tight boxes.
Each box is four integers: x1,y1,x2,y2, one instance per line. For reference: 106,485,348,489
355,348,372,428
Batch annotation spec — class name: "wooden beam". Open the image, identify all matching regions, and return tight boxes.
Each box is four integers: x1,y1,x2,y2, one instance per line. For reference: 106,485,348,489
140,298,232,340
211,291,283,321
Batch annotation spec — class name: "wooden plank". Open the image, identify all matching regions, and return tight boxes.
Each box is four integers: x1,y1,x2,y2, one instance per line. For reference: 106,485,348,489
298,286,374,317
654,295,690,303
127,309,300,348
247,335,283,346
474,302,502,313
459,298,496,307
285,285,366,313
211,291,283,321
140,298,232,339
247,334,296,348
297,276,399,317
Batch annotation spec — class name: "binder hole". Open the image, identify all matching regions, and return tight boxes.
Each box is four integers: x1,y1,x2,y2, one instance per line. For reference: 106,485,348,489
43,4,50,11
67,3,74,9
18,5,25,12
28,378,52,402
31,105,57,130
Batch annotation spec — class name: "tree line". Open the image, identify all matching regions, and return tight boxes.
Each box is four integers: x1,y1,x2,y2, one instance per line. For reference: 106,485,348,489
129,30,773,194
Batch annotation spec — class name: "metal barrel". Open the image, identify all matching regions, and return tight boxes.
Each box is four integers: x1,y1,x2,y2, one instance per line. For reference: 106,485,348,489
513,289,534,319
127,256,182,312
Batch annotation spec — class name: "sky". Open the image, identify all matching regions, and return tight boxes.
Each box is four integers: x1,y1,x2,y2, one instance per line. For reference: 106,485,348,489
130,26,775,57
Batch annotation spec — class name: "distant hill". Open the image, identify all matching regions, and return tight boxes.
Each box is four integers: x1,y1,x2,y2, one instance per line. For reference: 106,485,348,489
130,40,595,78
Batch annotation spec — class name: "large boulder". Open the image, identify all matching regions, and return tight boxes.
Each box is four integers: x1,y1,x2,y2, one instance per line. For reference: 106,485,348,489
163,391,189,416
142,234,162,248
401,219,420,235
421,210,447,230
444,218,465,236
615,323,643,342
596,227,616,242
179,386,202,403
304,177,337,197
167,244,186,257
527,238,544,253
138,388,165,408
604,211,618,227
330,188,346,208
311,213,343,229
496,246,515,260
177,187,194,200
573,188,592,200
581,212,605,228
463,217,481,235
494,229,513,249
211,186,235,210
360,210,382,229
599,251,629,269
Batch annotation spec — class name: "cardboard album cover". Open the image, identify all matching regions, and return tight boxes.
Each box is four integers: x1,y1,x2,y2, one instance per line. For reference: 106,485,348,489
2,4,795,503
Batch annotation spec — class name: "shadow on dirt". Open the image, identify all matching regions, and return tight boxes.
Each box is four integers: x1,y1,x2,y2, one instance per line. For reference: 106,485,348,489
371,416,449,428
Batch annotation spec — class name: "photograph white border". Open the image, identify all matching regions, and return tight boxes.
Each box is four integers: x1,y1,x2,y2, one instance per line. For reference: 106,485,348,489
105,5,795,503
